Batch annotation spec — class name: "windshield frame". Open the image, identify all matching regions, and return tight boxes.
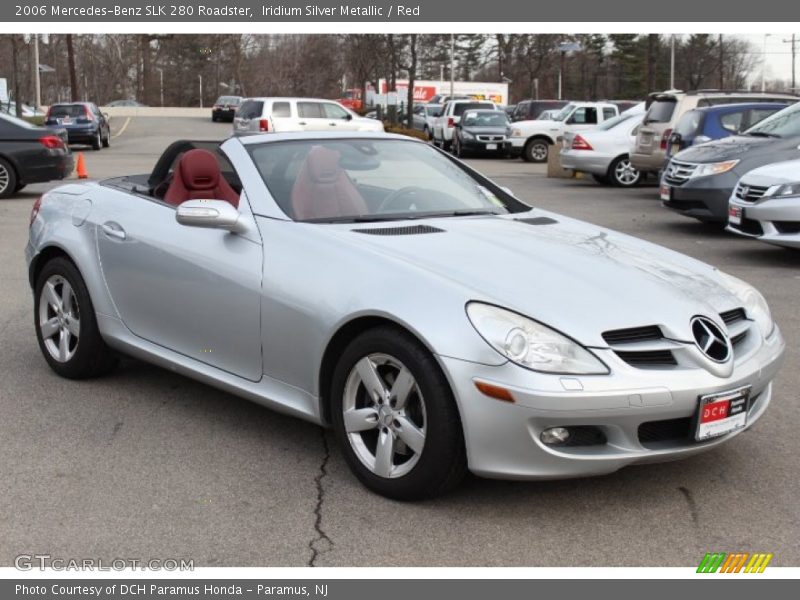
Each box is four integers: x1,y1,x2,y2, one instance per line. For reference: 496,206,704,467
245,137,531,223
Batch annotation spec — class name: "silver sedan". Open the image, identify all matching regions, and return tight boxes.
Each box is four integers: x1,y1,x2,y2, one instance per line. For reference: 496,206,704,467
560,112,643,187
26,132,785,499
727,158,800,248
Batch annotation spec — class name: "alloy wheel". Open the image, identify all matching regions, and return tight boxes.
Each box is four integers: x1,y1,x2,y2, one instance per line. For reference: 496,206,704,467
38,274,80,363
613,158,640,186
342,353,427,479
0,163,9,196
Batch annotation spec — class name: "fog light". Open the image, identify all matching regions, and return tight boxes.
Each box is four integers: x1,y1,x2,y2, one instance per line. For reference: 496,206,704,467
541,427,570,445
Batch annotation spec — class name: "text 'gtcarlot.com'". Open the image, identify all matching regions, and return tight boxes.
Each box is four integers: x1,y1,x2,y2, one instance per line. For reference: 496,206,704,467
14,554,193,571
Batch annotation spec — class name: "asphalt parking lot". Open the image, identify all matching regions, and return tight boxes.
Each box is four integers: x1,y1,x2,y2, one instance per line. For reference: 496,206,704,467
1,116,798,567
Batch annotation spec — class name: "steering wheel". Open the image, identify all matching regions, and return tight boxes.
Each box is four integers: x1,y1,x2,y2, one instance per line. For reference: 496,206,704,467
377,186,430,214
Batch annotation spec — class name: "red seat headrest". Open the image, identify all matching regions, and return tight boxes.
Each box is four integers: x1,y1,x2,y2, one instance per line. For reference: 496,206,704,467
179,149,220,190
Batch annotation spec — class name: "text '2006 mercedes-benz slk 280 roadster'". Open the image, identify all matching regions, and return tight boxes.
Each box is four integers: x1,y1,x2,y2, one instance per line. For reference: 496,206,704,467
26,132,785,499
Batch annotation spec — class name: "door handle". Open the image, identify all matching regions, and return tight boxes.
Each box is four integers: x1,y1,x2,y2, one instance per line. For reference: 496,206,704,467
101,221,126,241
329,122,337,126
298,121,307,125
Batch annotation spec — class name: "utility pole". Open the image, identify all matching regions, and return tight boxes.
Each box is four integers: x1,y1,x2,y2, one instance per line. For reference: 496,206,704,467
761,34,771,92
32,34,41,109
670,35,676,89
198,74,203,108
718,34,724,89
449,34,455,97
783,34,797,91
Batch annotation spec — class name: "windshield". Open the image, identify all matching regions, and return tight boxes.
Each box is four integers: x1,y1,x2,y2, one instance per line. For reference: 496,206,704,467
425,105,442,116
453,102,494,117
553,103,577,121
462,111,509,127
48,105,85,118
249,139,517,222
645,99,677,124
0,111,37,129
596,112,636,131
745,102,800,138
215,96,240,105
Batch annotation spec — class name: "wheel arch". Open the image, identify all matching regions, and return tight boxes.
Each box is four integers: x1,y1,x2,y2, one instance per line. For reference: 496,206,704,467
0,152,22,184
317,315,443,425
526,134,555,147
29,244,79,289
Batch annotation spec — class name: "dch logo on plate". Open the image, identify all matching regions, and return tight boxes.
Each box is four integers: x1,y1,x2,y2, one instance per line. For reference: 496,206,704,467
697,552,773,573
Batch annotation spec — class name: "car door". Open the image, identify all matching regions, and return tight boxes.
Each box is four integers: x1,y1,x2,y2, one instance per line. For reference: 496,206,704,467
322,102,358,131
94,170,263,382
296,101,329,131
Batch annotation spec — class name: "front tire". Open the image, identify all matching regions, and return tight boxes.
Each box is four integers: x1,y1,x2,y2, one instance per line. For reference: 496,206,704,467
102,128,110,148
34,257,118,379
523,138,549,163
331,326,467,500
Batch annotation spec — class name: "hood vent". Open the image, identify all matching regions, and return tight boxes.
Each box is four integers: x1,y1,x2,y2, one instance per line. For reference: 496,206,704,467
516,216,558,226
353,224,445,236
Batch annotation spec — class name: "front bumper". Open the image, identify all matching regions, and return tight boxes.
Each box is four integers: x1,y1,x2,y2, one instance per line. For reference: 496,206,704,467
65,127,99,144
503,137,526,158
661,171,739,223
460,137,507,153
439,327,784,480
727,194,800,249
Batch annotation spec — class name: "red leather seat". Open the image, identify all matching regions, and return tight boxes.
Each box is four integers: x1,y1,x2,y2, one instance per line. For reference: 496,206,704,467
163,149,239,208
290,146,367,220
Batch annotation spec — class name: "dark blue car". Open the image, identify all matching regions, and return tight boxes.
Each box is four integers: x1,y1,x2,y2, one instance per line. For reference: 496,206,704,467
45,102,111,150
666,102,789,159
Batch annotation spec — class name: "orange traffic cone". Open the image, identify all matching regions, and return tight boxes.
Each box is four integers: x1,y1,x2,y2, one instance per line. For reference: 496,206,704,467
76,153,88,179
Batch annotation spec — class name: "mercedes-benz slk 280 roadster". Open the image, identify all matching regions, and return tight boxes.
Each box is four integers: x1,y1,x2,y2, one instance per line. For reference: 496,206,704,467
26,132,785,499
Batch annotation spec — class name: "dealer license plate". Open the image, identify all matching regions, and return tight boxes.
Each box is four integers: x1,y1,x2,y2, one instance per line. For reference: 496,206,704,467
660,184,671,201
729,205,743,225
695,386,750,441
671,143,681,156
486,143,497,150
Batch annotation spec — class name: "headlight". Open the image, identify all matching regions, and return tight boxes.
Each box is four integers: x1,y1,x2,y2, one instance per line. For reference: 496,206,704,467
693,160,740,178
466,302,609,375
461,131,474,140
717,272,775,337
770,182,800,198
510,128,523,138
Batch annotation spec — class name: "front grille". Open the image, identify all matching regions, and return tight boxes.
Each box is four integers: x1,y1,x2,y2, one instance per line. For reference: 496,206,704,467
734,217,764,236
615,350,677,366
602,325,663,345
720,308,746,325
663,160,698,186
638,418,692,448
731,331,748,346
775,221,800,234
734,182,770,203
352,224,444,236
476,134,505,142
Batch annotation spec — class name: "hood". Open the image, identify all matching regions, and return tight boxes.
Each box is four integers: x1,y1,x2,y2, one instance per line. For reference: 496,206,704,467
740,157,800,186
328,212,741,347
674,134,795,163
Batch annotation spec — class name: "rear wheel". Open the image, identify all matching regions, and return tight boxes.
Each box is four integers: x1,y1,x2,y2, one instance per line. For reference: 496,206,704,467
608,155,641,187
102,128,110,148
454,136,467,158
34,257,118,379
331,327,467,500
523,138,549,163
0,158,18,199
91,130,102,151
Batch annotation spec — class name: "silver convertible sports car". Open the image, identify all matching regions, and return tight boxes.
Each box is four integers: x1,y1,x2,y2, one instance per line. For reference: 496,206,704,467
27,132,785,499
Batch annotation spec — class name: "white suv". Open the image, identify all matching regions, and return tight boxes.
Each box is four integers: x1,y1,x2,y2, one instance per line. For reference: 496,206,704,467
432,100,497,150
233,97,384,136
506,102,619,162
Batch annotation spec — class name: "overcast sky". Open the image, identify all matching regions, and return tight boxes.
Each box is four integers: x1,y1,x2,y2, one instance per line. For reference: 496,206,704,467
739,33,799,87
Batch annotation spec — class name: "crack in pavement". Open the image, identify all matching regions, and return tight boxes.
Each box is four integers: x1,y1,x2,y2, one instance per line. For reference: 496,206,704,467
308,428,333,567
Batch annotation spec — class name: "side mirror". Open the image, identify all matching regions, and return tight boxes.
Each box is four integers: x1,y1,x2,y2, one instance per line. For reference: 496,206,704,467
344,113,353,120
176,199,246,233
500,186,515,197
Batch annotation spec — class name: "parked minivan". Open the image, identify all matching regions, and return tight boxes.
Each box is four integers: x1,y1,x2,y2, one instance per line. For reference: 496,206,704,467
631,89,798,175
665,102,788,159
232,97,384,135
